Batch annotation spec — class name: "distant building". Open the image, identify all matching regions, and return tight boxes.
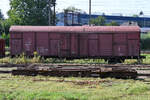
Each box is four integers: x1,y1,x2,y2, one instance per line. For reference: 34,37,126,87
141,27,150,33
56,12,150,28
121,21,138,26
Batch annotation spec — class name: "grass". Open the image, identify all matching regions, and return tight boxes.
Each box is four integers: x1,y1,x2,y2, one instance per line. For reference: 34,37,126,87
0,74,150,100
124,53,150,65
0,54,148,64
0,53,149,100
0,53,149,64
1,33,150,99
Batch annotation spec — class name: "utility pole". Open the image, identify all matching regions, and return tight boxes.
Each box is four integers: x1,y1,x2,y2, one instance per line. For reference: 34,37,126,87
53,2,56,25
89,0,91,26
48,0,51,25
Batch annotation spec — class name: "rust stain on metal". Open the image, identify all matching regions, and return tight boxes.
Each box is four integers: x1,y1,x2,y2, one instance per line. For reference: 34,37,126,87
10,26,140,33
10,26,141,61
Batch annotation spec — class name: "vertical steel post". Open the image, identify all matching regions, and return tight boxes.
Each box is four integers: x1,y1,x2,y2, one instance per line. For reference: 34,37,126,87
53,2,56,25
48,0,51,25
89,0,91,26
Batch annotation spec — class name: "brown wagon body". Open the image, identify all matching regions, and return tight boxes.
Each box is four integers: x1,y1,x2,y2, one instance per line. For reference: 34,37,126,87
10,26,142,62
0,39,5,57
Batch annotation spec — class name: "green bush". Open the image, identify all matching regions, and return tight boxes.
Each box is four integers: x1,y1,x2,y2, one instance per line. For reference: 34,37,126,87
141,33,150,50
1,33,9,47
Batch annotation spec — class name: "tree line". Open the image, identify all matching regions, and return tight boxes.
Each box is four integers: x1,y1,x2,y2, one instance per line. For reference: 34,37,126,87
0,0,56,46
0,1,119,46
0,0,56,35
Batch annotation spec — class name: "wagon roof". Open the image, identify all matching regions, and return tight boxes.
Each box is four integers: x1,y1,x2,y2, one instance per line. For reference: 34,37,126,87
10,26,140,33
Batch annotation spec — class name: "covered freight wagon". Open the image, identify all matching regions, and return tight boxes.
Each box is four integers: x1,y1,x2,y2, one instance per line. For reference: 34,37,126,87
10,26,143,63
0,39,5,57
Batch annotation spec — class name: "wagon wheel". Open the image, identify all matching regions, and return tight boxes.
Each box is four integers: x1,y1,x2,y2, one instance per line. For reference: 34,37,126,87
137,58,143,64
108,59,125,64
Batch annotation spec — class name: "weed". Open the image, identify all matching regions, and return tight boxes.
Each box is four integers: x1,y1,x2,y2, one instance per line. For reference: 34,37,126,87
0,53,149,64
0,74,150,100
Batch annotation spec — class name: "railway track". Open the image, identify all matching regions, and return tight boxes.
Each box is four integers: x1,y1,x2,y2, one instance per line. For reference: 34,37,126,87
0,63,150,79
141,50,150,54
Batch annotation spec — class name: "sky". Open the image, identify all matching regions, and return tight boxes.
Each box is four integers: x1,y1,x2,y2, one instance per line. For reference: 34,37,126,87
0,0,150,18
0,0,10,18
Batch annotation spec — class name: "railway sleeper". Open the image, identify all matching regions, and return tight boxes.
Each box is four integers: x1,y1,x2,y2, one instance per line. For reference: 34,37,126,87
12,68,137,79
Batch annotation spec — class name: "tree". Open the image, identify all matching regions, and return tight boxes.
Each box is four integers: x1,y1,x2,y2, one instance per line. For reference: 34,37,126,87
64,6,82,13
0,9,4,20
133,14,139,17
106,21,119,26
0,21,3,34
139,11,144,16
89,16,119,26
0,9,4,34
89,16,106,26
8,0,56,25
2,19,12,34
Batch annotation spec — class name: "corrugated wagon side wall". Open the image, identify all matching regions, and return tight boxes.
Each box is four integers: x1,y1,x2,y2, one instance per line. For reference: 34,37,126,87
0,39,5,57
10,26,141,59
10,32,23,56
127,32,140,57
